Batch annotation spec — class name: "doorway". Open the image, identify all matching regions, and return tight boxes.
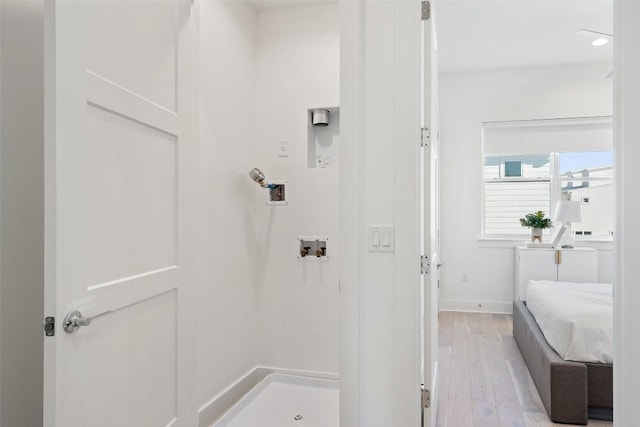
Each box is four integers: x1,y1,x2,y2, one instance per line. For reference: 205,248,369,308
434,0,614,425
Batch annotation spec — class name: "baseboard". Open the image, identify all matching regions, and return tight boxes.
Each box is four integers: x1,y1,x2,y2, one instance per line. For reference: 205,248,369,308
198,366,339,427
198,367,262,427
439,299,512,314
257,366,340,381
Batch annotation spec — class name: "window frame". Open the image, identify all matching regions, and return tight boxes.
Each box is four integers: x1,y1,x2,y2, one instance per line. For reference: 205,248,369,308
480,116,613,241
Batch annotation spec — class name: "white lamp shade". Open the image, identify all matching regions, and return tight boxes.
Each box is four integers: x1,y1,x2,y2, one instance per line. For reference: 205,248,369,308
554,200,582,223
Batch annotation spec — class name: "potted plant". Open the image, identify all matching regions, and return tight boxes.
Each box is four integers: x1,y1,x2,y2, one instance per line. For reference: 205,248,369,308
520,211,553,242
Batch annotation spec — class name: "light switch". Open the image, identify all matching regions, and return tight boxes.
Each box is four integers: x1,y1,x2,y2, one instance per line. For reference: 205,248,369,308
382,231,391,247
368,225,395,252
372,231,381,246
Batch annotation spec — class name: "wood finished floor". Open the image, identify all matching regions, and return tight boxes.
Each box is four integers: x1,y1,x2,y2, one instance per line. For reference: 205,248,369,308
436,311,613,427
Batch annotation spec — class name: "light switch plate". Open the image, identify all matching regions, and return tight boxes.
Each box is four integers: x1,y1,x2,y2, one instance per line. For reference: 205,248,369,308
278,140,289,157
368,225,395,252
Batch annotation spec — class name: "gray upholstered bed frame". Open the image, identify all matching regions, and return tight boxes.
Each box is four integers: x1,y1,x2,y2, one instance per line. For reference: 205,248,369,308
512,301,613,425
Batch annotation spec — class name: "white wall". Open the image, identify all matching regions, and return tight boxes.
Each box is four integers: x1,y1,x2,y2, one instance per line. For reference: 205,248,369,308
339,2,361,424
0,1,44,425
196,1,340,420
614,0,640,424
197,0,260,408
439,63,613,313
254,3,340,374
0,2,3,418
340,0,423,425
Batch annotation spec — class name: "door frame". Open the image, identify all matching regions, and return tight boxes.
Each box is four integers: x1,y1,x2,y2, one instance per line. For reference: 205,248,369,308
614,0,640,424
339,1,640,425
422,6,440,425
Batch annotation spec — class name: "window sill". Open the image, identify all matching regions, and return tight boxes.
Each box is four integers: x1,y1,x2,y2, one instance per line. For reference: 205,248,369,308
477,236,613,250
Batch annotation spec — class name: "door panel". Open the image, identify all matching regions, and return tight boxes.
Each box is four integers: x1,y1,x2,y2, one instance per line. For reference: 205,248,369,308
44,1,196,426
85,0,177,110
61,291,178,426
558,249,598,283
84,105,177,287
519,249,558,282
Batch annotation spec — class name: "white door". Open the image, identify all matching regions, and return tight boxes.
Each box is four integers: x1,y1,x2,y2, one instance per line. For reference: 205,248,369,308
43,1,197,426
422,3,439,426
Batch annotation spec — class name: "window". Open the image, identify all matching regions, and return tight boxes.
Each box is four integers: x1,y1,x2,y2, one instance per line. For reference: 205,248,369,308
482,117,613,238
483,154,551,235
559,151,613,238
504,160,522,177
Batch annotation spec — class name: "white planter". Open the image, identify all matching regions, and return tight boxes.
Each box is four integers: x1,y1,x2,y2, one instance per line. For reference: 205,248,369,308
531,228,543,242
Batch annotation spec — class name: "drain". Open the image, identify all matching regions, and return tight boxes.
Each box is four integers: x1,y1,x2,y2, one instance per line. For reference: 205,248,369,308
294,414,303,421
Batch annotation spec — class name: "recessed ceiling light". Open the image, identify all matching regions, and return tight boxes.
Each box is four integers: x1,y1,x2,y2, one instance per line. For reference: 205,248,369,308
576,29,613,47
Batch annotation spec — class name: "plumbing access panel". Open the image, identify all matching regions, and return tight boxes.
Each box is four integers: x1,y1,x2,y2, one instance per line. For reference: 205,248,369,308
266,181,287,206
297,237,329,260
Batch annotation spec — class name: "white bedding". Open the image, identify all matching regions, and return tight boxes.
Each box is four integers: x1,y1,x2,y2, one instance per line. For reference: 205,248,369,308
526,280,613,364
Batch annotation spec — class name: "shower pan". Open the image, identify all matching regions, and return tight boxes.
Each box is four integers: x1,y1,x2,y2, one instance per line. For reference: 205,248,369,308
212,374,338,427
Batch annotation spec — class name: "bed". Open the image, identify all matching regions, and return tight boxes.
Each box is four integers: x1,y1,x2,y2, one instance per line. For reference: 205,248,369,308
513,280,613,425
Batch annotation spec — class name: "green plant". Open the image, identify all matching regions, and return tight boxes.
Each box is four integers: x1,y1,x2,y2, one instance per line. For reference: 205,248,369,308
519,211,553,229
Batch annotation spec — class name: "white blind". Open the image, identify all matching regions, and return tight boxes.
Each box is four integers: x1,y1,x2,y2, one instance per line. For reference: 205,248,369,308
484,181,551,234
483,117,613,155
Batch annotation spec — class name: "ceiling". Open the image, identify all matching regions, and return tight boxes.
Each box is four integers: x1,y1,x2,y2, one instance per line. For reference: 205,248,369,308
246,0,613,72
436,0,613,71
248,0,336,11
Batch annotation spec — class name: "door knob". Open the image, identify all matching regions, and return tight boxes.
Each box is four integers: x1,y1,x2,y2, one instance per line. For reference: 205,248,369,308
437,263,445,269
63,310,111,333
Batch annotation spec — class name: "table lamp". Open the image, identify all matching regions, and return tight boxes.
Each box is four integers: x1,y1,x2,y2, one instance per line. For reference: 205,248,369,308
554,200,582,248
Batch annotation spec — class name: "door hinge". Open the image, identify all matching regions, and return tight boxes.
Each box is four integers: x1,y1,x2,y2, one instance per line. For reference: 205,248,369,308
421,387,431,408
421,127,431,147
43,316,55,337
421,1,431,20
421,255,430,275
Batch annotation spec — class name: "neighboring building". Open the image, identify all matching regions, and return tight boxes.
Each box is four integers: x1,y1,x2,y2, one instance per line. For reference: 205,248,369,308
561,166,613,237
